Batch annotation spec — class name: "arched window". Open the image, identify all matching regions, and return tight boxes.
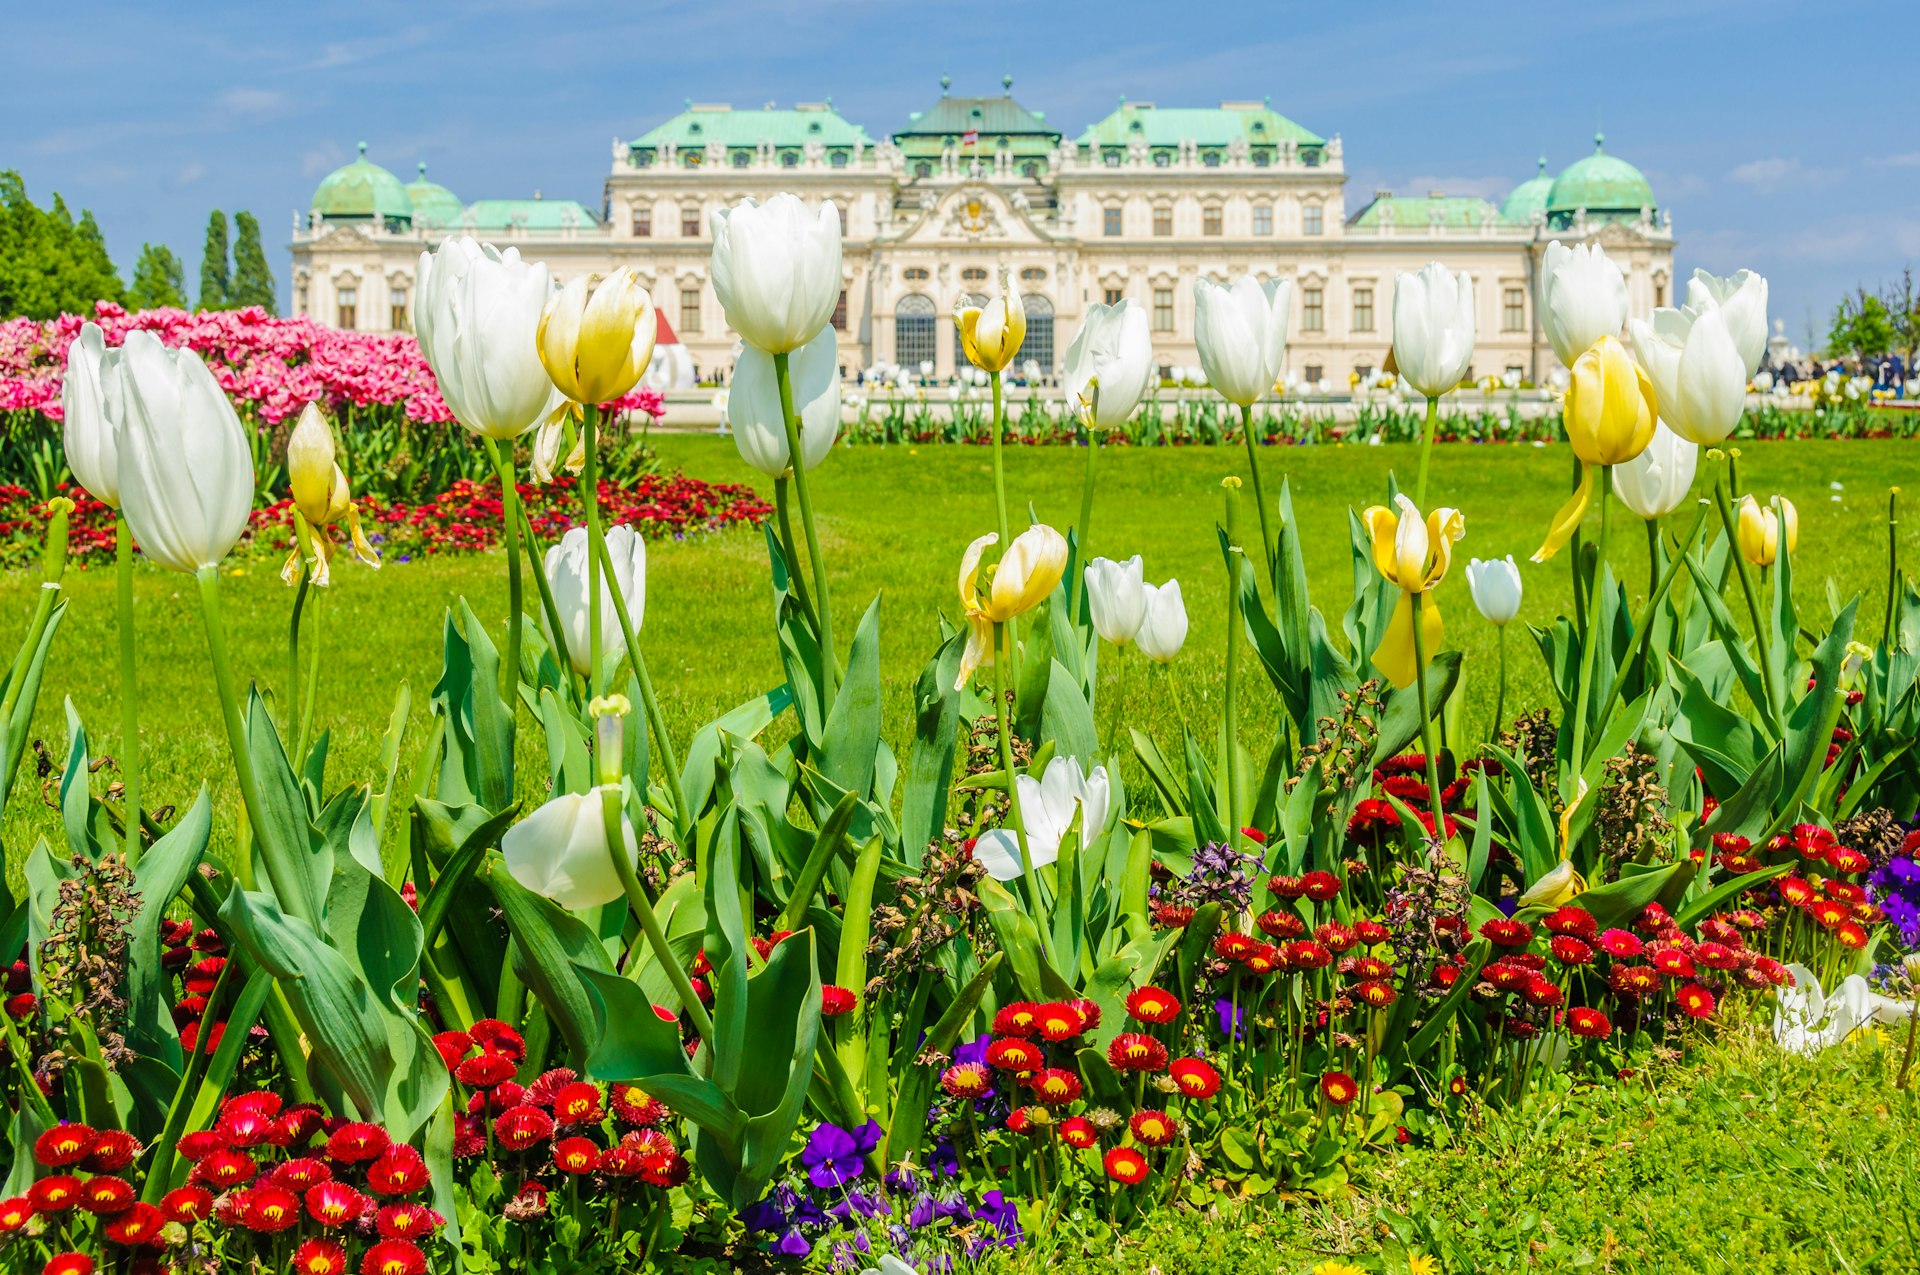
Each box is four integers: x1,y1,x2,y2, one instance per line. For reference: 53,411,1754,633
896,294,937,371
1023,295,1054,375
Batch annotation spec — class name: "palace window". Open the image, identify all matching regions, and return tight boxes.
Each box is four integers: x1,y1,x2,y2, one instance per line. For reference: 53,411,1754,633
1252,205,1272,236
336,286,357,330
831,151,849,168
1352,286,1374,332
1020,267,1047,283
915,161,933,178
961,266,988,284
1503,287,1526,331
679,287,701,333
832,290,848,331
1252,149,1271,168
1202,150,1221,168
1152,287,1174,332
1202,205,1222,236
1302,205,1323,236
1153,206,1172,237
1153,151,1171,168
1302,287,1324,331
1654,279,1667,307
1103,287,1124,306
781,151,799,168
389,285,408,332
1024,295,1055,373
1021,160,1040,178
1104,150,1121,167
1103,206,1122,237
731,150,751,169
681,206,701,237
1303,364,1323,384
896,294,937,369
633,208,652,238
1355,364,1374,381
903,267,931,282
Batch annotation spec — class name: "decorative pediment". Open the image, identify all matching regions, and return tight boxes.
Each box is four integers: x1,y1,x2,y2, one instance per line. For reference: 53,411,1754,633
892,185,1051,248
309,225,377,253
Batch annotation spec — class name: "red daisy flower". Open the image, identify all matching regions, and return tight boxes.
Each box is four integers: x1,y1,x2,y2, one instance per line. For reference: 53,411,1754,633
78,1176,135,1216
1124,986,1181,1024
1836,920,1869,949
432,1030,474,1071
159,1186,213,1225
1244,943,1282,975
940,1061,993,1099
550,1081,604,1127
1256,909,1305,939
1285,940,1333,969
176,1130,227,1163
33,1124,97,1168
1345,798,1399,842
306,1181,366,1228
1649,947,1697,978
1169,1057,1222,1099
493,1106,555,1152
468,1019,526,1062
80,1130,139,1174
1353,978,1398,1009
1676,983,1717,1019
1430,962,1463,989
455,1052,518,1088
1542,905,1597,938
218,1107,276,1149
1609,965,1662,998
1027,1068,1083,1106
984,1038,1044,1073
1692,942,1739,972
1300,871,1343,901
821,984,858,1017
1034,1002,1086,1041
1447,1075,1469,1096
1067,998,1102,1031
325,1122,391,1164
1549,935,1594,967
367,1145,430,1196
1152,903,1197,929
1351,955,1395,981
1521,975,1565,1009
1267,874,1308,899
293,1239,352,1275
1212,931,1256,962
243,1185,301,1233
1353,918,1392,944
553,1137,601,1174
1241,825,1268,844
1565,1007,1613,1039
991,1002,1041,1038
1106,1032,1169,1073
1482,960,1532,993
609,1083,667,1127
1597,928,1643,958
1128,1109,1178,1147
1057,1116,1099,1149
268,1159,330,1192
360,1239,428,1275
375,1203,443,1241
191,1148,257,1189
27,1176,78,1214
1103,1147,1150,1185
101,1201,165,1246
1320,1071,1359,1106
1633,902,1674,935
638,1149,689,1188
0,1197,31,1233
1315,922,1357,953
40,1254,93,1275
524,1067,578,1108
1478,917,1533,949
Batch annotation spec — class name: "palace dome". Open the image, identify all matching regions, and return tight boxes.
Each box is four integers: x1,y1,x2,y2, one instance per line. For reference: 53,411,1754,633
1500,156,1553,225
1546,135,1654,229
404,163,462,228
311,143,413,222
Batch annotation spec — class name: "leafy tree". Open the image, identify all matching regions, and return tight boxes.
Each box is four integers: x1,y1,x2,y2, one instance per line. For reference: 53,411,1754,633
0,169,125,318
229,211,277,313
128,243,189,310
1828,288,1894,360
199,210,229,310
1878,267,1920,374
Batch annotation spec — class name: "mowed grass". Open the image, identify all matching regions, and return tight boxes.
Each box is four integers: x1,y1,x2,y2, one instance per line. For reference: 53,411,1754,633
0,436,1910,870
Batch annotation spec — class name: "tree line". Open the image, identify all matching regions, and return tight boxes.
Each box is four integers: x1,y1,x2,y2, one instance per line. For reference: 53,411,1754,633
1826,267,1920,371
0,169,276,319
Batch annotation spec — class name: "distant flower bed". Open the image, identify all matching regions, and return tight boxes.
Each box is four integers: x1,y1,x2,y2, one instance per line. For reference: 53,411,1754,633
0,474,771,571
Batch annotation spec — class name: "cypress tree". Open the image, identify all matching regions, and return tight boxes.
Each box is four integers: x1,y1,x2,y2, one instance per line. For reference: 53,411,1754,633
73,211,124,306
229,211,277,313
128,244,189,310
199,210,229,310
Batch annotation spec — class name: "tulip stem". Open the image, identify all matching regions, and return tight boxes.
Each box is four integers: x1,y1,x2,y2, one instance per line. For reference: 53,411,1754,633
1070,419,1099,626
297,577,322,765
516,500,576,686
602,782,714,1051
990,370,1011,548
1595,500,1711,734
115,517,142,864
1886,487,1902,648
992,620,1045,945
774,350,838,708
593,532,689,851
581,406,605,701
1645,517,1662,601
491,439,526,701
197,565,308,924
1490,624,1507,745
1222,480,1246,848
1238,403,1276,581
1712,466,1774,721
1570,466,1613,770
287,511,312,737
773,476,820,635
1414,395,1439,509
1409,592,1445,834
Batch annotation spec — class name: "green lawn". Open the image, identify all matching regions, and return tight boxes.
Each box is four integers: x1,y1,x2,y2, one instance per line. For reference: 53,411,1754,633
1,436,1910,868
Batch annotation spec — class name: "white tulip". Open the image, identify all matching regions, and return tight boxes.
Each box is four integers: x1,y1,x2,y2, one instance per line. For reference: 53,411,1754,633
710,194,843,354
1613,420,1699,520
1686,268,1769,378
61,322,124,508
1752,370,1775,393
1537,241,1629,366
727,328,840,478
1390,263,1476,399
543,523,646,676
1194,275,1292,406
1629,304,1747,446
1083,555,1147,645
1133,579,1189,663
113,332,254,574
415,237,567,440
502,787,639,911
1464,556,1522,626
970,756,1112,882
1062,300,1153,430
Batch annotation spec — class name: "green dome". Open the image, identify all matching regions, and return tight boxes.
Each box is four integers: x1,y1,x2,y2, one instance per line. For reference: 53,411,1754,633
311,143,413,222
1500,156,1553,225
1546,134,1654,229
404,162,462,229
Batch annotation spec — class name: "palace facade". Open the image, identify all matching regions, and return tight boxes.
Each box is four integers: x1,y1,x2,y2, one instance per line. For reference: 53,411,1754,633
289,82,1675,387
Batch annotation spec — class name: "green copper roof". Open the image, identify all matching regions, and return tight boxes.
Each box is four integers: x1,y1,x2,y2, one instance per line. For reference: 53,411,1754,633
460,199,600,231
311,143,412,220
1500,157,1554,224
629,104,872,152
405,163,462,229
1346,194,1504,230
1547,135,1655,223
893,88,1059,159
1077,102,1324,151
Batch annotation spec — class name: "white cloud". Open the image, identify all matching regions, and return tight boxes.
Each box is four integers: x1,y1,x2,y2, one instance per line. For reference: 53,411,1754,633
1728,156,1842,194
301,144,347,178
218,87,291,119
174,163,206,187
1867,152,1920,169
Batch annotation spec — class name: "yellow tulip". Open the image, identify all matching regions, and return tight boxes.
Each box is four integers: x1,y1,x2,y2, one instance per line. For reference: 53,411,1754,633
954,268,1027,373
1736,494,1798,566
955,523,1068,688
1532,335,1658,562
1360,494,1463,688
538,268,657,406
280,403,379,586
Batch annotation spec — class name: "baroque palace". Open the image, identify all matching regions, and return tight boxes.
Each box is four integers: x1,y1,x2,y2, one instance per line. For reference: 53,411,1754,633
289,79,1675,387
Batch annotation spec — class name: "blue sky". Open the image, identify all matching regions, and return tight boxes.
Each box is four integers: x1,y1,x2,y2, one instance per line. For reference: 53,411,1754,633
9,0,1910,349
